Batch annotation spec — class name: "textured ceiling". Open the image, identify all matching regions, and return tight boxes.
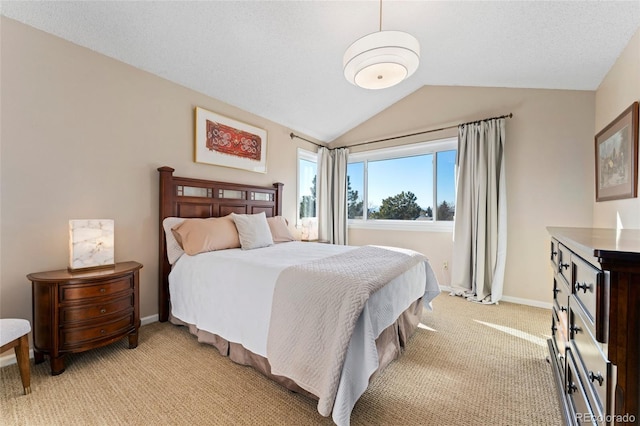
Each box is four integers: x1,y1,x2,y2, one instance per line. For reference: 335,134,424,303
2,1,639,142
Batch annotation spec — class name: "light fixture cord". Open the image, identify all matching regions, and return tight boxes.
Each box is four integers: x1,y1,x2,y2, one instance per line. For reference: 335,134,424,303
379,0,382,32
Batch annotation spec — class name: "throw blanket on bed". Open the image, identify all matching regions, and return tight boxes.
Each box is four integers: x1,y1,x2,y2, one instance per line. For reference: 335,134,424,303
267,245,425,418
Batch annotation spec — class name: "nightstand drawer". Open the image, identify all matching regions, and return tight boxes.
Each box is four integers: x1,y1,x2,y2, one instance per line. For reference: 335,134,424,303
61,294,134,323
61,277,132,302
60,313,134,349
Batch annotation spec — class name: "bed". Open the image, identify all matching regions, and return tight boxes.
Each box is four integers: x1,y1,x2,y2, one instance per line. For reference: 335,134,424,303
157,166,440,425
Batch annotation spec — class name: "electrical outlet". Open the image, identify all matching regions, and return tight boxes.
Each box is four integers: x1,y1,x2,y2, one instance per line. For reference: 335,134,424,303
443,261,448,270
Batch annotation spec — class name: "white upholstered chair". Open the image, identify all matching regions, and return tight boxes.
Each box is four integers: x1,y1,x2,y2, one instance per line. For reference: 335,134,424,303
0,318,32,394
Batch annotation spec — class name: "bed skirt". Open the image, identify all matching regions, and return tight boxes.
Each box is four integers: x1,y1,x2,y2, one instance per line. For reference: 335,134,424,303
169,297,423,401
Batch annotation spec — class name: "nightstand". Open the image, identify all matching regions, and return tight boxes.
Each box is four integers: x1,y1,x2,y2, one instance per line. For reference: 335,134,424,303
27,261,142,375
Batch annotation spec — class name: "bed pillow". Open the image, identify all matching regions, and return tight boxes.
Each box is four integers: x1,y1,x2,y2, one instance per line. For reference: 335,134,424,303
231,212,274,250
163,217,186,265
267,216,296,243
171,216,241,256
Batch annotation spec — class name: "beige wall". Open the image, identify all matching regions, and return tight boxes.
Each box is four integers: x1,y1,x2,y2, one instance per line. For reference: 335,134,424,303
0,18,317,326
333,86,596,305
593,28,640,229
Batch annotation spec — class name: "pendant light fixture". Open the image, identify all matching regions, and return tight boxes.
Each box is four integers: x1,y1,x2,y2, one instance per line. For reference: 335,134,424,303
343,0,420,90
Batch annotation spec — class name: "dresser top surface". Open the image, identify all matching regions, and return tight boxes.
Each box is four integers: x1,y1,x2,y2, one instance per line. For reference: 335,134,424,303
547,227,640,261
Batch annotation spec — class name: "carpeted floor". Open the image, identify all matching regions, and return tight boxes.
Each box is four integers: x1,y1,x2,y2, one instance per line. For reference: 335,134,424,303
1,292,562,425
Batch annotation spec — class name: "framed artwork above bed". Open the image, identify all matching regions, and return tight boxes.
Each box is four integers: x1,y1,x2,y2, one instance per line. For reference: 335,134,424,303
194,107,267,173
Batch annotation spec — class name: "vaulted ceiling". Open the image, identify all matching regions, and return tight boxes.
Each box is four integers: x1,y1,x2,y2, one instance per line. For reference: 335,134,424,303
2,1,639,142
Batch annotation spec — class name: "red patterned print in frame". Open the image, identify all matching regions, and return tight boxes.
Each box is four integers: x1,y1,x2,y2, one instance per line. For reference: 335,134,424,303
195,107,267,173
205,120,262,161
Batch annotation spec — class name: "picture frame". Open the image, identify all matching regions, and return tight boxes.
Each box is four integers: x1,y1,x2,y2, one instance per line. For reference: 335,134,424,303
194,107,267,173
595,101,639,202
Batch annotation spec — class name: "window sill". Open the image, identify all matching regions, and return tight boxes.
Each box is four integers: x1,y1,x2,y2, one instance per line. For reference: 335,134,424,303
348,220,454,233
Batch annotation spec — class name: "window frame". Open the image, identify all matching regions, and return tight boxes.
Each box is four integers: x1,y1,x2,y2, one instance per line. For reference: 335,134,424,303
296,148,317,226
347,137,457,232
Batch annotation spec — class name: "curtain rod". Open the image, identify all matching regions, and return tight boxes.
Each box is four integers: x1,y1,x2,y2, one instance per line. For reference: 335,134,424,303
290,113,513,150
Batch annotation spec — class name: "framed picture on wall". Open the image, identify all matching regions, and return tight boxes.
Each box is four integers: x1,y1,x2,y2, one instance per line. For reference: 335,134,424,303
595,101,638,202
195,107,267,173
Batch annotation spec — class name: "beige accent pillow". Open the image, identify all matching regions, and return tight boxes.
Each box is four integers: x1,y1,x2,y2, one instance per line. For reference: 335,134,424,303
267,216,296,243
171,216,240,256
163,217,186,265
230,212,274,250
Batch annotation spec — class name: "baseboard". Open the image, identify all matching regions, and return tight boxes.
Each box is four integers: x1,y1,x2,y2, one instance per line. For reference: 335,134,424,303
141,314,158,326
439,285,552,310
500,295,552,310
1,314,160,368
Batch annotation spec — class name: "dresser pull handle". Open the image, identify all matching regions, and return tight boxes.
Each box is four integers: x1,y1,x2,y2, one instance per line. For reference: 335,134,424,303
100,329,106,334
551,324,557,333
99,288,106,293
589,371,604,386
559,262,570,272
570,325,582,334
560,306,567,312
574,282,592,293
551,250,558,259
553,287,560,296
100,308,107,314
568,381,577,394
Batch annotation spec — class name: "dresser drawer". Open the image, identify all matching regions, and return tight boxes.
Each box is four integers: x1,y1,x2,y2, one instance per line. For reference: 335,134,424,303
566,350,599,425
570,305,608,415
557,244,572,284
60,277,133,302
571,255,600,322
61,294,134,324
550,238,559,269
551,308,567,368
60,313,135,349
553,274,570,316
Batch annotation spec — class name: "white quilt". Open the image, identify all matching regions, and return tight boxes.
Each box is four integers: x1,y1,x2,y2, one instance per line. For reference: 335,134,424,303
168,241,440,425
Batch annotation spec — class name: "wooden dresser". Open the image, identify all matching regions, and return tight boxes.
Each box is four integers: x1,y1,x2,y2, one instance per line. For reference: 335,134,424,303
547,227,640,425
28,261,142,375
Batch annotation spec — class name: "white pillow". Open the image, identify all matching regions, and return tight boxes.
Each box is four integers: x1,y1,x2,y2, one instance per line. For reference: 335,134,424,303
163,217,185,264
230,212,274,250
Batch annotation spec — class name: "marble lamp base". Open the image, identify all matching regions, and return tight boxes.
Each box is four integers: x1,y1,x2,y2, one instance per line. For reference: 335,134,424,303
68,219,115,271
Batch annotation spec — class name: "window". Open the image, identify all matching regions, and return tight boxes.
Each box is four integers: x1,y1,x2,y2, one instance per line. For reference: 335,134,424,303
347,137,457,231
297,148,318,239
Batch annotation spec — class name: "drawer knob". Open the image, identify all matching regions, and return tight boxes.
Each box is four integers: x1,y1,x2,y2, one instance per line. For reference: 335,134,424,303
559,262,570,271
589,371,604,386
570,325,582,335
574,281,592,293
100,308,107,314
551,324,557,333
100,329,106,334
553,287,560,296
99,288,106,293
568,381,577,394
560,306,567,312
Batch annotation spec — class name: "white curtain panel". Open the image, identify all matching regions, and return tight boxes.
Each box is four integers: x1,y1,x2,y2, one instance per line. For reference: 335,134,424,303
451,118,507,304
317,147,349,245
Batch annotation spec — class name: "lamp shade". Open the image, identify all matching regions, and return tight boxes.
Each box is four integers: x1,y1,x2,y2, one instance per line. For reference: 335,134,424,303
343,30,420,90
69,219,114,271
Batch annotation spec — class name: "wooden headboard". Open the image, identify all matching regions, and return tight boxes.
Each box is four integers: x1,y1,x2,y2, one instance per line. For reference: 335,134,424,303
157,166,283,322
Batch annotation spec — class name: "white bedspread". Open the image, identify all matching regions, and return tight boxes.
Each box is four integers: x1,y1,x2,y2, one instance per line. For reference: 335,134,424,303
168,241,440,425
